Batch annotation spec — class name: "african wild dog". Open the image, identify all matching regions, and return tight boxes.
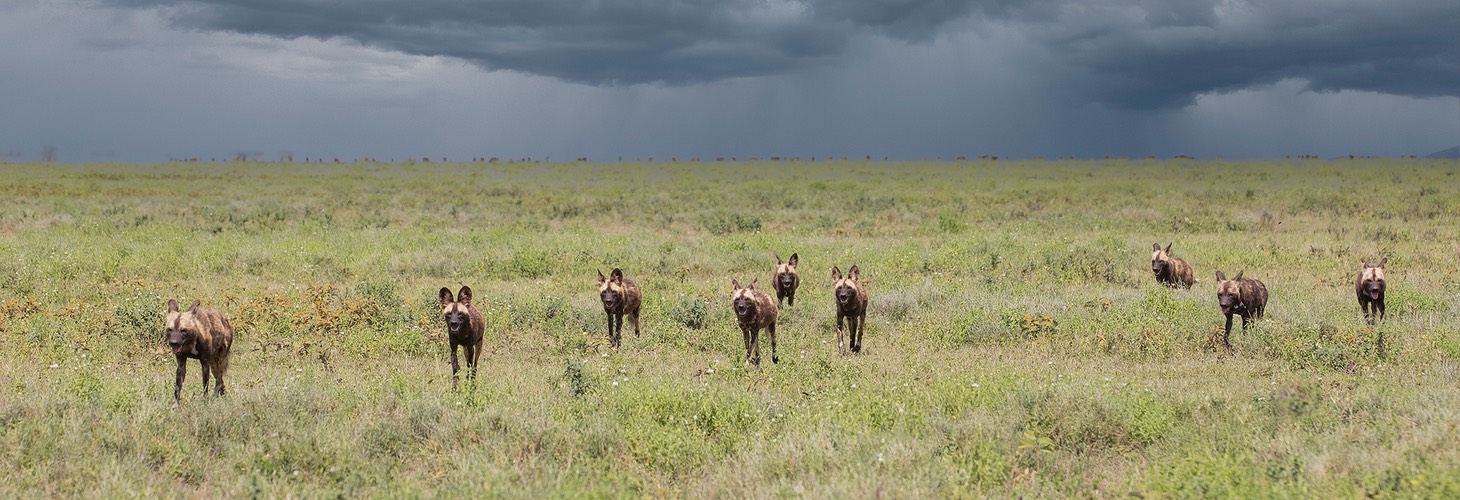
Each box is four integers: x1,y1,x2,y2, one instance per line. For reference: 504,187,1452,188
597,268,641,348
1214,270,1268,351
773,253,800,307
1151,243,1196,289
831,265,869,355
163,299,233,403
1356,258,1387,325
731,278,779,366
439,286,485,389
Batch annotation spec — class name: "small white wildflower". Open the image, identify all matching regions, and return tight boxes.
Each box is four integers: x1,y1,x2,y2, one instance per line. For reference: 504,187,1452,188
611,381,619,386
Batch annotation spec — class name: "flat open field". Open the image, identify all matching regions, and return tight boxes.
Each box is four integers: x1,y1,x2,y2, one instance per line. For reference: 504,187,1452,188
2,159,1458,497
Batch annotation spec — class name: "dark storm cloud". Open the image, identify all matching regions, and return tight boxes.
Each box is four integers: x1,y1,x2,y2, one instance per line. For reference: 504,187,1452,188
105,0,933,85
106,0,1458,108
1014,0,1460,109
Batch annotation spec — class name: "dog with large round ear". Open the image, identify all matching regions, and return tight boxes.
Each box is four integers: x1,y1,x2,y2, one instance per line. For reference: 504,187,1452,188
597,268,642,349
732,277,779,367
773,252,800,307
831,265,869,356
1213,270,1268,352
1151,242,1196,289
440,285,485,389
1356,257,1387,325
163,298,234,403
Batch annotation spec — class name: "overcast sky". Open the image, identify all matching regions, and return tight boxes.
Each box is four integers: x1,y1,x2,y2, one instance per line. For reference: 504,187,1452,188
2,0,1456,162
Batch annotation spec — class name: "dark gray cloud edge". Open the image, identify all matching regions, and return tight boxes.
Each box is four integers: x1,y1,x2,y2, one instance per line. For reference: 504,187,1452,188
1028,0,1460,109
106,0,1458,109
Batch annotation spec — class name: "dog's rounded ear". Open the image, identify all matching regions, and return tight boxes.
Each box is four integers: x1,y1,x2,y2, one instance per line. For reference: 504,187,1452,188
1164,243,1172,253
788,253,798,267
750,277,758,289
1152,243,1161,251
439,287,454,306
611,268,625,284
1379,257,1387,268
166,299,179,313
775,253,783,265
831,266,842,281
188,300,201,314
849,265,861,281
1234,270,1244,280
732,278,741,291
1215,270,1226,282
458,286,473,306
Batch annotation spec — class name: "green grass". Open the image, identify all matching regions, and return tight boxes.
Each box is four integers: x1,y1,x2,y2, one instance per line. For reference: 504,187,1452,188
1,158,1458,497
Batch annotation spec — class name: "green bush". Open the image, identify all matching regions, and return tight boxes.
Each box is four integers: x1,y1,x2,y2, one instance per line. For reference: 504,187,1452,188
669,296,709,330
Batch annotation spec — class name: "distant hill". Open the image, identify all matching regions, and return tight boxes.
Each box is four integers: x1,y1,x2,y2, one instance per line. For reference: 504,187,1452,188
1429,146,1459,159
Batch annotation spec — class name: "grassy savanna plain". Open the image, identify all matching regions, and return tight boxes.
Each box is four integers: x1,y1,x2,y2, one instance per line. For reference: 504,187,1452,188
1,159,1459,497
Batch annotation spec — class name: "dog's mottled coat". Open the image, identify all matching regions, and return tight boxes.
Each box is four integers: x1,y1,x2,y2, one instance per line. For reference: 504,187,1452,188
440,286,486,389
1356,258,1387,324
773,253,800,307
597,268,641,348
732,278,779,366
164,299,234,402
1214,270,1268,351
1151,243,1196,289
831,265,869,355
